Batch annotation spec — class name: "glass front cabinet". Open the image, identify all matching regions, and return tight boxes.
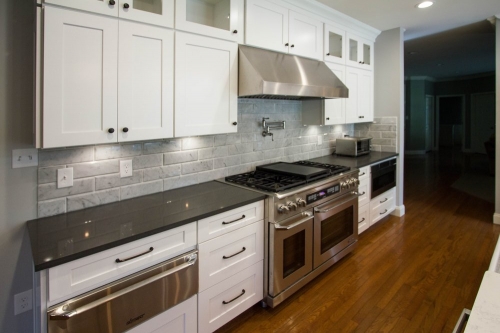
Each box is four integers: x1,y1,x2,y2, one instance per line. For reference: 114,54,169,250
324,24,345,65
175,0,244,43
346,32,373,70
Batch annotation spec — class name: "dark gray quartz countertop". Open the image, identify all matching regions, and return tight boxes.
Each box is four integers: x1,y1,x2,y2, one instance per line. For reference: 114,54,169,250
28,181,266,272
309,152,398,169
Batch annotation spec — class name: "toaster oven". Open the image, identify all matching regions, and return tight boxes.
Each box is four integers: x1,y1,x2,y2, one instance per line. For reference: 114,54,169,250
335,137,372,157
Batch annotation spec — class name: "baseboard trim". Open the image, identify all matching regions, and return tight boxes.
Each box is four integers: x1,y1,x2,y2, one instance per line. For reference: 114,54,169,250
494,213,500,225
405,150,427,155
391,205,405,217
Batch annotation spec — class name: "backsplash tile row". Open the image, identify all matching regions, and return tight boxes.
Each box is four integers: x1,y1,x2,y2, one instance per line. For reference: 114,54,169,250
354,117,398,153
37,100,355,218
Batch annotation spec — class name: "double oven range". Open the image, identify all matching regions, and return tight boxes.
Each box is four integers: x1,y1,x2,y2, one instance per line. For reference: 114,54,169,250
223,161,359,307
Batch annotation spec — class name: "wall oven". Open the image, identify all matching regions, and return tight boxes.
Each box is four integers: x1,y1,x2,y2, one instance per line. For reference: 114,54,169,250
371,158,397,198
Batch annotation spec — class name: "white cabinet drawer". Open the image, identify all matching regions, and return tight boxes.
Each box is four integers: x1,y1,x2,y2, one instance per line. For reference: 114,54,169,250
358,177,370,207
48,223,196,305
198,201,264,243
127,295,197,333
358,204,369,235
199,221,264,291
198,261,263,333
358,166,370,181
370,187,396,226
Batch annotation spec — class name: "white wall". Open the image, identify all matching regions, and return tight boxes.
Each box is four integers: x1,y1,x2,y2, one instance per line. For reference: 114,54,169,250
495,17,500,224
0,0,38,331
374,27,405,216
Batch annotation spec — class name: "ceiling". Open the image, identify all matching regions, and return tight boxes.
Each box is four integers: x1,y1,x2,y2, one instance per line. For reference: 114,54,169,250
316,0,500,79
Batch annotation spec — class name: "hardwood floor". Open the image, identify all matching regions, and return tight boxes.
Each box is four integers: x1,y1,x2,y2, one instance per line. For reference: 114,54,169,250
216,151,500,333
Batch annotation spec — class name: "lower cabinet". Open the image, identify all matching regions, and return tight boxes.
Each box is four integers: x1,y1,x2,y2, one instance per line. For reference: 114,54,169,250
127,295,197,333
370,187,396,226
358,203,369,234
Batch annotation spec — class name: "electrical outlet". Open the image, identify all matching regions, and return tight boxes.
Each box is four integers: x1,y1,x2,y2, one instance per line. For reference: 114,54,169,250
57,168,73,188
120,160,133,178
14,290,32,315
12,149,38,168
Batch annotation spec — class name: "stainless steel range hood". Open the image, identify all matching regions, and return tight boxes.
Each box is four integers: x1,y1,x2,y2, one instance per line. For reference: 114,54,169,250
238,45,348,100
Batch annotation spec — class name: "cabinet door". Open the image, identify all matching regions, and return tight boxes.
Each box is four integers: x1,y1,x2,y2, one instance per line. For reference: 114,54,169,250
324,63,346,125
118,0,174,28
43,6,118,148
44,0,118,16
176,0,244,43
344,67,360,124
245,0,289,54
118,21,174,142
288,10,323,60
357,69,373,122
175,32,238,137
324,24,345,64
346,33,373,70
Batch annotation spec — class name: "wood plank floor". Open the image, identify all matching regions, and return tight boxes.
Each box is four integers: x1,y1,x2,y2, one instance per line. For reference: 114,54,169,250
216,151,500,333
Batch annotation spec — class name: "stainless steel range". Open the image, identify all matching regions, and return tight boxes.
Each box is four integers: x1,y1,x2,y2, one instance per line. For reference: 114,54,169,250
222,161,359,308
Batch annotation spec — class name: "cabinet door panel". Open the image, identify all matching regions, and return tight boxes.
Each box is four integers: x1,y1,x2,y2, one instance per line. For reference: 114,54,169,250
118,0,174,28
288,10,323,60
324,63,346,125
358,69,373,122
43,6,118,148
245,0,288,53
44,0,118,16
345,67,359,124
118,21,174,142
324,24,345,64
175,32,238,137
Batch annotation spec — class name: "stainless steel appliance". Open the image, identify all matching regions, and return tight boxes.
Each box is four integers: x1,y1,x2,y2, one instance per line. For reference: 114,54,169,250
223,161,359,307
47,250,198,333
335,137,372,157
371,158,397,198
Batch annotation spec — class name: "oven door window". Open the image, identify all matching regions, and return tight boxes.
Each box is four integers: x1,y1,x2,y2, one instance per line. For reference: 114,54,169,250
372,169,396,197
320,207,353,254
283,230,306,278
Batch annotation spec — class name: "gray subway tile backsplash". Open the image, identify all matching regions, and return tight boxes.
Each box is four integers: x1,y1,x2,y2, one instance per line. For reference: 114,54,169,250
36,100,383,218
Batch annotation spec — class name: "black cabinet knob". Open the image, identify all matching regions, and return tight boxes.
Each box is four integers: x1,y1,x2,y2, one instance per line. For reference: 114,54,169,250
108,128,115,134
233,30,238,34
359,116,364,119
285,43,289,46
326,53,330,56
109,0,115,5
232,122,237,126
123,127,129,133
326,118,330,120
291,44,295,48
123,3,129,9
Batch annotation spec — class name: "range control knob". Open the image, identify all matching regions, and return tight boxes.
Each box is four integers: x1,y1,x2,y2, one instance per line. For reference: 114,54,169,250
296,198,307,207
287,201,298,211
340,182,347,190
278,205,290,214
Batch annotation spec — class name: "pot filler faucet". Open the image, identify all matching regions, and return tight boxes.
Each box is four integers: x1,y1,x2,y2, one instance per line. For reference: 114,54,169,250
262,118,286,141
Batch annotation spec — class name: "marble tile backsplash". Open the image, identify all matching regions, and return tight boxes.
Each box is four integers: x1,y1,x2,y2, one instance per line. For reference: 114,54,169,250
37,99,354,218
354,117,398,153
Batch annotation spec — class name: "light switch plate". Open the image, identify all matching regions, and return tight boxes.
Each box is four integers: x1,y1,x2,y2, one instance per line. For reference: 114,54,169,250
120,160,133,178
57,168,73,188
12,149,38,168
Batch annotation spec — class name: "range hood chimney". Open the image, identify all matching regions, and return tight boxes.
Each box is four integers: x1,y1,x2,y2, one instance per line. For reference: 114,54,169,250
238,45,349,100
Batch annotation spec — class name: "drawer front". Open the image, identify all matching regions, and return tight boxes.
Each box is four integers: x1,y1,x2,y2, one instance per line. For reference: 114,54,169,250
358,166,370,181
198,261,263,333
127,295,197,333
198,200,264,243
199,221,264,291
48,223,197,304
370,188,396,226
358,204,369,235
358,178,370,207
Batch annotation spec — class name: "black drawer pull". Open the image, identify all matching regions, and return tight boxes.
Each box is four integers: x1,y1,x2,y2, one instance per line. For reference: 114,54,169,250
360,192,365,195
380,198,388,203
359,172,365,176
115,247,153,263
223,247,246,259
222,215,245,225
380,209,388,215
222,289,246,304
359,218,365,223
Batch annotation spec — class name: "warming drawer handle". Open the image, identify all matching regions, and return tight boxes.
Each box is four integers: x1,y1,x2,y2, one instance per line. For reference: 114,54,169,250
115,247,154,263
314,193,359,213
274,213,313,230
49,253,198,321
380,198,388,203
222,215,246,225
223,247,246,259
222,289,246,305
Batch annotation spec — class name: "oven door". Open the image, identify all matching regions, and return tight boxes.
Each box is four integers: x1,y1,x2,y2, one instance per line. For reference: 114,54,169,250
269,210,314,297
313,194,358,269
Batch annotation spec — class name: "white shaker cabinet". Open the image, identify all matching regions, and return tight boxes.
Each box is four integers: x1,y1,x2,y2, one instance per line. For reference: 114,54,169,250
118,21,174,142
324,24,346,65
288,10,323,60
44,0,119,16
118,0,174,28
175,32,238,137
43,6,119,148
176,0,244,43
345,67,373,124
346,32,374,70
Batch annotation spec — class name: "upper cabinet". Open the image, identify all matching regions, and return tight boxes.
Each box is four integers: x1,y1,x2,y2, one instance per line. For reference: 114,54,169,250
345,67,373,124
324,24,345,65
175,0,244,43
44,0,174,27
175,32,238,137
346,32,373,70
245,0,323,60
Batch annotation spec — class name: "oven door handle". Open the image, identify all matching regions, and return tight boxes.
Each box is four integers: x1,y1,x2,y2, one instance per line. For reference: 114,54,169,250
274,213,313,230
49,253,198,321
314,193,359,213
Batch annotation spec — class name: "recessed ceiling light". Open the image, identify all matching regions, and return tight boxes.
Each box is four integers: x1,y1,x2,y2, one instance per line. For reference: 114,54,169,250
416,1,434,9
